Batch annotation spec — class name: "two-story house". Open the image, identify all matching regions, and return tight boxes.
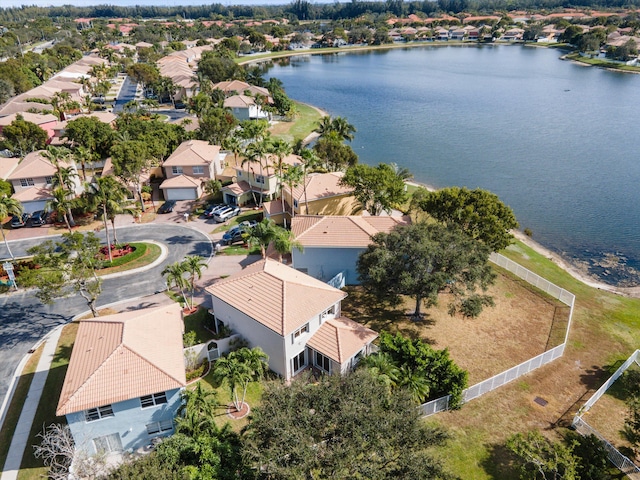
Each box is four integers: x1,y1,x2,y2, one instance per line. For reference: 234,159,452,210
221,153,301,207
291,215,411,285
56,304,186,456
206,259,378,380
160,140,223,200
8,150,82,213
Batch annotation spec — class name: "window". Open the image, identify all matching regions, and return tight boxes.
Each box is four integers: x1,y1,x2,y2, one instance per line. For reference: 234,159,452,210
146,419,173,435
237,170,242,177
255,175,265,184
85,404,114,422
171,166,183,175
93,433,122,453
45,176,53,185
293,350,306,373
140,392,168,408
293,199,298,208
315,351,331,373
20,178,34,187
192,166,204,175
291,323,309,343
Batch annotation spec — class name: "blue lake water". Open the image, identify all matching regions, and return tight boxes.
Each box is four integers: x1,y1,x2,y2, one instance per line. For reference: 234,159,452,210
265,45,640,286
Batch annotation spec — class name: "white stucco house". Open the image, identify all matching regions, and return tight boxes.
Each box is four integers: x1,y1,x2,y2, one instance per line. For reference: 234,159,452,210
205,259,378,380
56,304,186,456
291,215,411,285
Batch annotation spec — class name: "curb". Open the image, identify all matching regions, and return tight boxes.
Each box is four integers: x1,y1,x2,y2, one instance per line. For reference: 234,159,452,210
99,240,168,280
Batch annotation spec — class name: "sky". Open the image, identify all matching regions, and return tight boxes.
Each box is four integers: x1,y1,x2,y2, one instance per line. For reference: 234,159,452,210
0,0,292,8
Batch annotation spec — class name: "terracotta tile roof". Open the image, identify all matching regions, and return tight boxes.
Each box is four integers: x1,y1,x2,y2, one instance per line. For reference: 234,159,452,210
8,151,60,180
12,186,53,202
212,80,270,98
291,215,411,248
206,259,346,336
288,172,353,202
163,140,220,167
0,101,51,116
160,174,200,189
222,180,252,195
56,304,186,416
0,157,20,180
0,112,58,127
224,94,255,108
307,316,378,364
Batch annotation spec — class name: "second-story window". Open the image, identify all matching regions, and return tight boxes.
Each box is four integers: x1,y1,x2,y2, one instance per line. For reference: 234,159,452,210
172,166,183,175
85,404,114,422
140,392,168,408
291,323,309,343
45,176,53,185
255,175,265,184
192,166,204,175
20,178,34,187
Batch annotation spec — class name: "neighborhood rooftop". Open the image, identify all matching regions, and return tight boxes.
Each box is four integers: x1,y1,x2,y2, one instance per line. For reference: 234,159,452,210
56,304,186,416
307,316,378,364
206,258,347,336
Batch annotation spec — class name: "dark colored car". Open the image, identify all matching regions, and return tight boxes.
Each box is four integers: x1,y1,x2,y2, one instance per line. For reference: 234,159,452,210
157,200,176,214
222,221,258,245
10,213,30,228
27,210,48,227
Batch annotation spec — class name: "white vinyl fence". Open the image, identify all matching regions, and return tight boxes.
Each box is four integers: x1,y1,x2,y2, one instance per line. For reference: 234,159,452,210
572,350,640,478
420,252,575,417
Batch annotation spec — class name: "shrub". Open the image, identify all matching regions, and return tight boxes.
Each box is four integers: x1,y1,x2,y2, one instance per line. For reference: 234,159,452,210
186,361,207,382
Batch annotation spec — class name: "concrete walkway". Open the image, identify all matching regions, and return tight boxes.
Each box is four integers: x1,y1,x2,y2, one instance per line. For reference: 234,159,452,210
1,326,63,480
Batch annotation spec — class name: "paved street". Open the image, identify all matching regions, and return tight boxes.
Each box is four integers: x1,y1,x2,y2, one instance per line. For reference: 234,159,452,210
0,224,214,407
112,75,137,113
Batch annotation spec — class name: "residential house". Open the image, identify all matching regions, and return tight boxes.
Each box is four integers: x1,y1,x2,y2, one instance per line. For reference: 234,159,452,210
206,259,378,380
223,95,271,121
221,153,301,207
263,171,358,225
160,140,223,200
0,112,59,142
8,150,82,213
56,304,186,456
291,215,410,285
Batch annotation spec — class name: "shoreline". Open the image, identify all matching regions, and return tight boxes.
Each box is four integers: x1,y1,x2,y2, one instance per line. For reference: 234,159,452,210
405,180,640,298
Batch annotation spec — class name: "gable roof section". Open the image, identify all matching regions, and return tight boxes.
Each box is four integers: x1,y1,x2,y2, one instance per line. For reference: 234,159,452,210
163,140,220,167
206,259,346,336
12,186,53,202
291,215,410,248
307,316,378,364
0,157,20,180
160,174,200,189
288,171,353,202
56,304,186,416
8,151,59,180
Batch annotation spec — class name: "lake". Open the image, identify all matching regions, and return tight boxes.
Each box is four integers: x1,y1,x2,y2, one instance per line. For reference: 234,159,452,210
265,45,640,286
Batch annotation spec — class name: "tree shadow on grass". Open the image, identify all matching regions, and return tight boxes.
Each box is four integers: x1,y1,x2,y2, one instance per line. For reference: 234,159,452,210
341,287,435,343
479,442,520,479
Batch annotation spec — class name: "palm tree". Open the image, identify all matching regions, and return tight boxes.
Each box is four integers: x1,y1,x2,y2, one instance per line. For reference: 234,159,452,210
176,383,219,436
202,179,222,197
314,115,333,138
46,188,75,233
243,218,277,259
390,162,413,182
314,115,356,142
244,139,271,207
361,353,399,391
162,262,189,307
272,227,303,263
269,138,292,225
73,145,95,181
213,347,268,411
222,135,243,167
299,148,320,213
180,255,207,309
0,196,23,259
43,146,78,227
282,164,303,221
397,366,431,404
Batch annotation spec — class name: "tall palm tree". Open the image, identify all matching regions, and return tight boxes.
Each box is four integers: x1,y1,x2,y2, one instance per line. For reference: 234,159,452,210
73,145,95,181
269,138,292,225
390,162,413,182
282,164,303,221
244,139,271,207
43,146,78,227
180,255,207,309
84,175,133,252
223,135,243,167
272,227,303,263
46,188,74,233
0,196,23,259
361,352,400,392
243,218,277,259
176,383,219,436
213,347,268,411
162,262,189,307
299,148,320,213
314,115,356,142
397,366,431,404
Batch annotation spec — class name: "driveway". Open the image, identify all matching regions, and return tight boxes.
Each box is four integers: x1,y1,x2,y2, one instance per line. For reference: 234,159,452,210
0,224,216,407
112,76,137,113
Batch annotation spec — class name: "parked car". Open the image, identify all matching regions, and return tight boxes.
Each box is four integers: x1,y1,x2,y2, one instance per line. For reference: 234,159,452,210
203,204,226,218
27,210,49,227
239,220,258,229
10,213,31,228
213,206,241,223
157,200,176,214
222,226,245,245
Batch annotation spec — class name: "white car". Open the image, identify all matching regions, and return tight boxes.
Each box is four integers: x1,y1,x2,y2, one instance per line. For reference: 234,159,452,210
213,206,241,223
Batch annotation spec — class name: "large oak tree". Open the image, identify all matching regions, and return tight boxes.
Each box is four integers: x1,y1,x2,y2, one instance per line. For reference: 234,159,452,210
357,222,495,319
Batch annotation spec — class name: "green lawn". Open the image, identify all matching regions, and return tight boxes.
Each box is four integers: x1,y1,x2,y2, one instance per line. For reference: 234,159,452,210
219,244,261,256
184,307,215,344
0,346,44,472
212,211,263,233
18,322,79,480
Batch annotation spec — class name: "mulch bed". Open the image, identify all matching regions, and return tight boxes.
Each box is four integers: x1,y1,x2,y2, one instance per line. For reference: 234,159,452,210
226,402,250,419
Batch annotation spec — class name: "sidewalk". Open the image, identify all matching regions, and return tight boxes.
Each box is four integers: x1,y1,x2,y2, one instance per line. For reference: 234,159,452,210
0,326,62,480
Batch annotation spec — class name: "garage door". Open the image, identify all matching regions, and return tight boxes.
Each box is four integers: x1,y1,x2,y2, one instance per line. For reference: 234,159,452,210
165,188,197,201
